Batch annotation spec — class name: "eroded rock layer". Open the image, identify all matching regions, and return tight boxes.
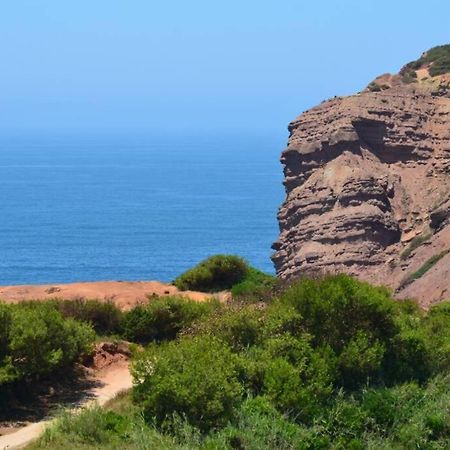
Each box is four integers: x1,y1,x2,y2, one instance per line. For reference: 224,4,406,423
272,48,450,307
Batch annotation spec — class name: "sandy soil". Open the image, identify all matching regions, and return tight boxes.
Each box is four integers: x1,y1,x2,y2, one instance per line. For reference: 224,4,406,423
0,280,221,310
0,358,132,449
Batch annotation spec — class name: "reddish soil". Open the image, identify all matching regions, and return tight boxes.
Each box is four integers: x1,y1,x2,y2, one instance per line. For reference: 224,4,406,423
0,280,223,310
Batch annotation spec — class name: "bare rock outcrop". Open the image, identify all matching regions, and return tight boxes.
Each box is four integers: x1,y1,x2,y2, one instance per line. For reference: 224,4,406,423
272,46,450,307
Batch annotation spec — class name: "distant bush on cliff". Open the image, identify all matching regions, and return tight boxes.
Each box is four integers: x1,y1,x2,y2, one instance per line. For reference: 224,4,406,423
174,254,277,299
174,255,249,292
401,44,450,80
0,302,94,389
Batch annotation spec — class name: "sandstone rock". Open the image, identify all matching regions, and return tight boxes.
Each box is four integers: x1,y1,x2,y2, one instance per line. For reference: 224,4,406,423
272,47,450,307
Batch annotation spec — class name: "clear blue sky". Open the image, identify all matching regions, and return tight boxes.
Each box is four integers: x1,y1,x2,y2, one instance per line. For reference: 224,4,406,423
1,0,449,136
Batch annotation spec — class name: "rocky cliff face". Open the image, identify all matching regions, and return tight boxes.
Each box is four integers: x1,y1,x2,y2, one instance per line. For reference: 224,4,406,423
272,46,450,307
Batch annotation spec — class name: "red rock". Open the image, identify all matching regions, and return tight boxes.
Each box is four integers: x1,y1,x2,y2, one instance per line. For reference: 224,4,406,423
272,48,450,308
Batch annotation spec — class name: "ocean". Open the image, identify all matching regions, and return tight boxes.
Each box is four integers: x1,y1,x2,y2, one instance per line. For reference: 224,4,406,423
0,133,285,285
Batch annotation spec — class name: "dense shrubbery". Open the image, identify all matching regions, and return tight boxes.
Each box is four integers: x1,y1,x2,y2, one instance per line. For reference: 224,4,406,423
48,298,124,335
0,302,94,388
125,274,450,448
33,371,450,449
12,272,450,449
122,296,217,343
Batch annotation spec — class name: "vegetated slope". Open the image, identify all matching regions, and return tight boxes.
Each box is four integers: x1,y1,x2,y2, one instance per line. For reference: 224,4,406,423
272,45,450,307
27,275,450,449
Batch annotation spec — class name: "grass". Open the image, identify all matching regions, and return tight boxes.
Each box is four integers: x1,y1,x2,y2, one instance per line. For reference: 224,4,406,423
28,392,179,450
399,248,450,290
400,232,432,260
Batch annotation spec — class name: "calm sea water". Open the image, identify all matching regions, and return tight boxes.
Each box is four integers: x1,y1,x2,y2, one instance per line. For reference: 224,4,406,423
0,133,285,285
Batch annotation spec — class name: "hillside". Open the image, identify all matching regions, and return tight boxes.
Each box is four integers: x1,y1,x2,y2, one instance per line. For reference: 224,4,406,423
272,45,450,307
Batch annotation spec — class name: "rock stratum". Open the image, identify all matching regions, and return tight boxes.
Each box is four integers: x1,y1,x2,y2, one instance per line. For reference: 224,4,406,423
272,45,450,308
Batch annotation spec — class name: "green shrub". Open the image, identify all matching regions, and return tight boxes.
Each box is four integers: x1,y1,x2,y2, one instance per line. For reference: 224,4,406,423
423,301,450,373
400,233,432,260
0,302,94,385
231,267,278,301
132,337,244,432
337,331,385,388
259,335,333,422
262,356,331,423
260,300,304,337
429,55,450,77
367,81,381,92
323,393,369,445
385,325,430,382
174,254,248,292
122,296,215,343
400,248,450,289
51,298,124,335
0,304,12,362
207,396,320,450
195,305,263,351
280,275,397,353
401,45,450,79
361,382,423,430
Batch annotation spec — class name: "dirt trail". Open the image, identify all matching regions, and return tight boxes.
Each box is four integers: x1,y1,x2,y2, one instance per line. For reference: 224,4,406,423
0,363,132,450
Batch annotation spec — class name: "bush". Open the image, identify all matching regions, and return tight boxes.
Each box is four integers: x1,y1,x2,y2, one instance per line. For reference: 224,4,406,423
280,275,397,353
194,305,263,351
132,337,243,432
208,396,320,450
429,55,450,77
174,255,248,292
423,301,450,373
260,300,304,338
231,267,278,301
0,302,94,385
401,45,450,80
122,296,215,343
261,343,333,422
337,331,385,388
0,304,12,363
50,298,124,335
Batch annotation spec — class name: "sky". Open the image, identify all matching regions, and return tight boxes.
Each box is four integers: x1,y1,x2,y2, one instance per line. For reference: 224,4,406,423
0,0,449,137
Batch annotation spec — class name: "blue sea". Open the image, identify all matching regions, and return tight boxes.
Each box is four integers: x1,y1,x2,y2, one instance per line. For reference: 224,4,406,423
0,133,285,285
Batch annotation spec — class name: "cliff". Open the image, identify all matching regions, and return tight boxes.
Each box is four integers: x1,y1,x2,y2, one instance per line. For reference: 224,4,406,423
272,45,450,307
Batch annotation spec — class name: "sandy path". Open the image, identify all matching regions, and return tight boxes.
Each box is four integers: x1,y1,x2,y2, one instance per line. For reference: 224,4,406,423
0,363,133,450
0,280,217,310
